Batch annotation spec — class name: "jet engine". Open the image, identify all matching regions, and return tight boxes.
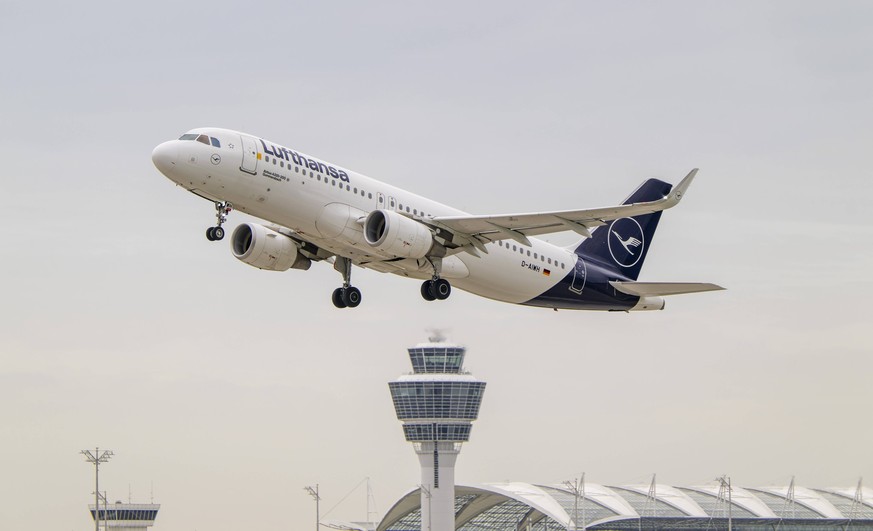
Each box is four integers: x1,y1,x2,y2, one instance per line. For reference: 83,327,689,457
363,209,445,259
231,223,311,271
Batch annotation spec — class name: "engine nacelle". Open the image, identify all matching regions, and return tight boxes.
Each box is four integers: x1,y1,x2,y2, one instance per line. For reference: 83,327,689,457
231,223,311,271
363,209,445,259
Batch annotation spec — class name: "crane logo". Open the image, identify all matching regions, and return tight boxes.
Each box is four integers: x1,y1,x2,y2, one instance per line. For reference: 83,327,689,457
607,218,644,268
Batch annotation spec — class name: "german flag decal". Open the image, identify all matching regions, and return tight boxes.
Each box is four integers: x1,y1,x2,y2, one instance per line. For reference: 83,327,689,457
543,269,551,276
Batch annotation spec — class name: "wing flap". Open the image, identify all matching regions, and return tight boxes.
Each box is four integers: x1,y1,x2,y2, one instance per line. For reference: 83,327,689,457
610,281,725,297
431,169,697,242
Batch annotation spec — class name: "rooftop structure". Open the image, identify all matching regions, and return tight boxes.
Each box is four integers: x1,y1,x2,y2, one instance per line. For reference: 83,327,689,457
88,502,160,530
379,480,873,531
388,337,486,531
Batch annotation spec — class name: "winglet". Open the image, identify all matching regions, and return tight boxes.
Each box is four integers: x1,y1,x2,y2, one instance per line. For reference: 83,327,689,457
666,168,697,206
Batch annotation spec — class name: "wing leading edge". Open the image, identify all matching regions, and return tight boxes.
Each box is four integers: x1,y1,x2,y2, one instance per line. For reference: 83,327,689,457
429,169,698,251
609,281,725,297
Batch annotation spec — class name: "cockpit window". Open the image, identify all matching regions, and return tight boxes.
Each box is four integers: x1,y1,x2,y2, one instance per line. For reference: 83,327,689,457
210,137,220,148
196,134,210,145
179,133,198,140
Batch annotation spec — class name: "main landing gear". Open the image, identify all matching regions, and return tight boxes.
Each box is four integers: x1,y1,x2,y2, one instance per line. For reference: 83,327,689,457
420,257,451,302
332,256,362,309
206,201,233,241
421,278,451,301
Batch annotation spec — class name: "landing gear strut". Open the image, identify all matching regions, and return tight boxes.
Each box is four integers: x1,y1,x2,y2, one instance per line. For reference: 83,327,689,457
421,257,451,301
206,201,232,241
331,256,362,308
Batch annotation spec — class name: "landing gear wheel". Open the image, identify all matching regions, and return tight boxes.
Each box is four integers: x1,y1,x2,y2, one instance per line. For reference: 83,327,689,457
212,226,225,240
332,288,347,308
206,227,216,241
421,281,436,301
342,286,362,308
433,278,451,300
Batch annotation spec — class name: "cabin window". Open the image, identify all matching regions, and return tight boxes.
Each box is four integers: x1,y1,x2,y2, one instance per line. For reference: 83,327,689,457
369,193,373,199
272,158,277,165
354,187,358,194
210,137,220,148
317,175,321,181
548,258,552,264
280,161,284,168
413,209,417,215
533,253,538,259
346,185,351,191
527,250,531,256
196,134,210,145
512,245,517,251
265,156,270,163
295,167,299,173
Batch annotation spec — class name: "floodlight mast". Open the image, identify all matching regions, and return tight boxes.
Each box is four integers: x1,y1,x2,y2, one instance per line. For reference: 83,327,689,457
304,484,321,531
81,448,113,531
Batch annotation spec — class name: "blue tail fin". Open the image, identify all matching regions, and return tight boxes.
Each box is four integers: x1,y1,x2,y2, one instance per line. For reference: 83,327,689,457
575,178,673,281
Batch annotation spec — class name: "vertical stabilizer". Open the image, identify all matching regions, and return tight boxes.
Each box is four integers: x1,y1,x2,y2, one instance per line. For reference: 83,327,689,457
575,178,672,280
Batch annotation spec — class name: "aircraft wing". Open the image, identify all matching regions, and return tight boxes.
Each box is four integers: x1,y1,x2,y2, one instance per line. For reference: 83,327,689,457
429,169,697,251
609,281,725,297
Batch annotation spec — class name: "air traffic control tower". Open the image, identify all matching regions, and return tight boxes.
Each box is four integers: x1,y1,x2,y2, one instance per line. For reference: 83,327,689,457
88,502,160,530
389,337,486,531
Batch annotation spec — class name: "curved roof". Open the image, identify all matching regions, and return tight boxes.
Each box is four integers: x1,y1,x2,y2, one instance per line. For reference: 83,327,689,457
378,482,873,531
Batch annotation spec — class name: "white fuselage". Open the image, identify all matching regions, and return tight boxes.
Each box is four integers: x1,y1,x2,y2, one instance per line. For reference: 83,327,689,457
152,127,588,307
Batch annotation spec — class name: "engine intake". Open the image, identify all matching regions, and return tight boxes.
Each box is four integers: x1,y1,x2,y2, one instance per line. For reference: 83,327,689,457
231,223,311,271
363,209,444,259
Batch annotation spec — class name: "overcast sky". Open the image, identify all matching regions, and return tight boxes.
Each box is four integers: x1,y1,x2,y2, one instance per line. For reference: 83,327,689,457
2,1,872,530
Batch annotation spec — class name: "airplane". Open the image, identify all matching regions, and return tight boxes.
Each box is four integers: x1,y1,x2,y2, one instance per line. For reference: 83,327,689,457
151,128,723,310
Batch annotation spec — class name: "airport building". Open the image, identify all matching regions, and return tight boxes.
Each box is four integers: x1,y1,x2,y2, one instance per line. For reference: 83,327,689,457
322,338,873,531
377,480,873,531
388,337,486,531
88,502,160,530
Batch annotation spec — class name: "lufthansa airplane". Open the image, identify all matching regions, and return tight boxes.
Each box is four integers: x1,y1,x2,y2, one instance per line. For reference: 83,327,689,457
152,128,722,310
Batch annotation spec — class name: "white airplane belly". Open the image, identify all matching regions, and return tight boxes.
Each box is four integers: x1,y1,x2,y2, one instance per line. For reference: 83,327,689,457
453,247,572,304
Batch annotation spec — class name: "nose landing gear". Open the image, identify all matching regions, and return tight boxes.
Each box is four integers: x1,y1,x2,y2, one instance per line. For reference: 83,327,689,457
331,256,362,308
206,201,233,241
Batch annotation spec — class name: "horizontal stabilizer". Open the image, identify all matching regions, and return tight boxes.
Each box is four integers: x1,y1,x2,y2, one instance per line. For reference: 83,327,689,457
610,281,725,297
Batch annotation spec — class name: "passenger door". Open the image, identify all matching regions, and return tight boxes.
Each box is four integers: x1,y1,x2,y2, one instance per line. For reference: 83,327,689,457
239,135,258,175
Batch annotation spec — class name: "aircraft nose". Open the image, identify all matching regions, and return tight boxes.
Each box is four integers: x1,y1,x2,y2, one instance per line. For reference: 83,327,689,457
151,141,178,176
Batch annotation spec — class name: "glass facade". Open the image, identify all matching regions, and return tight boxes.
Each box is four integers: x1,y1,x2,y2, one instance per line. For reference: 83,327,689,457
403,423,472,442
676,488,759,519
538,485,620,524
746,490,825,520
457,499,535,530
409,346,466,374
389,381,485,420
90,509,158,521
379,485,873,531
607,487,688,517
813,490,873,520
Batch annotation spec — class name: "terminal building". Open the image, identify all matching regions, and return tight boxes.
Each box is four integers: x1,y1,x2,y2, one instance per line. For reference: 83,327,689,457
377,480,873,531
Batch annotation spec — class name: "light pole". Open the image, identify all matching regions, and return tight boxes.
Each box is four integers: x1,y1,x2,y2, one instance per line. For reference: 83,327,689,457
81,448,113,531
563,473,585,531
304,485,321,531
419,484,433,531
